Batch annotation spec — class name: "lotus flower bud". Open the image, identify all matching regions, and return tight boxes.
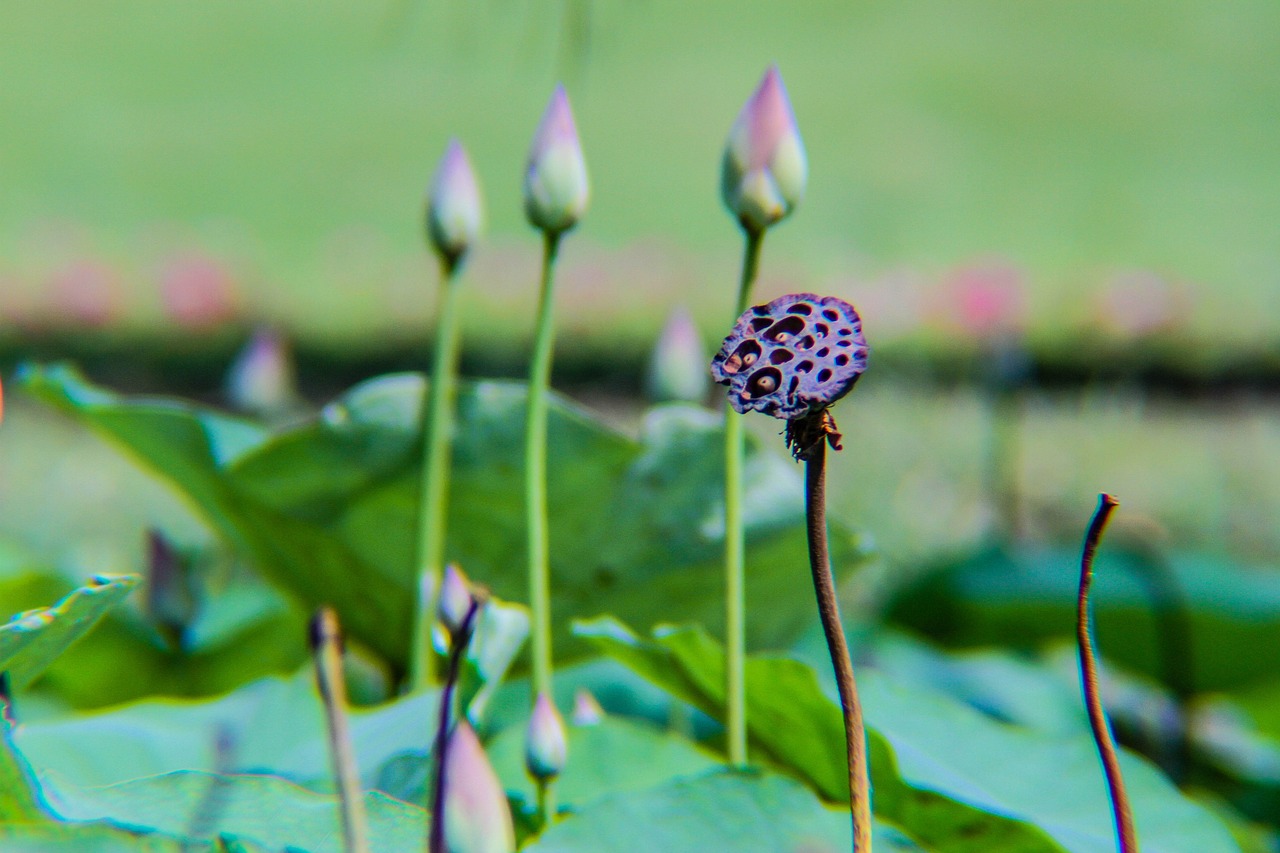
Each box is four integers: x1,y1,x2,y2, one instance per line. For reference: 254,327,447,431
524,691,568,781
427,139,484,269
442,721,516,853
570,687,605,727
438,563,475,637
523,85,589,235
646,306,709,403
721,65,807,233
225,327,299,418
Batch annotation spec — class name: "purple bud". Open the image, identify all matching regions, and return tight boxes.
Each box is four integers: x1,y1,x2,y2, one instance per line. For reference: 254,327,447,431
427,139,484,268
721,66,807,233
524,691,568,781
442,721,516,853
438,563,475,637
570,687,605,727
225,326,298,416
646,306,709,403
523,85,590,234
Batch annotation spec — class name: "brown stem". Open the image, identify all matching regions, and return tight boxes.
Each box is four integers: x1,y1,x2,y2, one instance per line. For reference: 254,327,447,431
804,434,871,853
1076,493,1138,853
429,596,483,853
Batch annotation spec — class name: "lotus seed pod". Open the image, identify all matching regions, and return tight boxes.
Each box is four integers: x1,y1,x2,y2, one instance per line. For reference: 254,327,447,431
523,85,590,234
646,305,709,403
721,65,807,233
443,720,517,853
438,563,475,637
427,139,484,268
711,293,867,420
525,691,568,781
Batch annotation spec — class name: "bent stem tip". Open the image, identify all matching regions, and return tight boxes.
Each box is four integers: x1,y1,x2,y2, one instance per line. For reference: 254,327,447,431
1076,493,1138,853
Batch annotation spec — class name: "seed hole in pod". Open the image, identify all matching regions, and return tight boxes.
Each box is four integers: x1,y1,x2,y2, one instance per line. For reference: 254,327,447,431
722,339,761,374
835,354,849,366
769,348,794,364
750,317,773,332
747,367,782,397
815,323,829,338
816,347,830,358
786,302,813,315
837,327,853,336
822,308,840,322
787,376,799,396
817,368,832,383
795,360,814,374
763,315,806,344
753,304,772,316
796,335,815,350
836,339,853,348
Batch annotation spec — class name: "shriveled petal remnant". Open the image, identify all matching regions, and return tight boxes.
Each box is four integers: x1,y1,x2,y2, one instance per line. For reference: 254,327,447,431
712,293,867,420
523,85,590,234
721,65,807,233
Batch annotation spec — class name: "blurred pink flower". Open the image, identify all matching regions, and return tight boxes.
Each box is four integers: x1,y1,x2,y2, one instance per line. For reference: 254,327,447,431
159,252,242,329
940,260,1027,339
48,259,122,328
1096,270,1187,339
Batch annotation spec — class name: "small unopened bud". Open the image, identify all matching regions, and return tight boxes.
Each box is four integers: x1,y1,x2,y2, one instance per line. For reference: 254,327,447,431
225,327,299,418
443,721,516,853
525,691,568,781
523,85,589,235
427,139,484,269
570,688,605,727
646,306,709,403
438,563,475,637
721,65,807,233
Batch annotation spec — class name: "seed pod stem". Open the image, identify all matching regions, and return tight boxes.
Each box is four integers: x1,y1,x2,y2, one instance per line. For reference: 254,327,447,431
310,608,370,853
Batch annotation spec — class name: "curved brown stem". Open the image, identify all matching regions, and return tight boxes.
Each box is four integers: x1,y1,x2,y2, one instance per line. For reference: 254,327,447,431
803,430,871,853
1076,493,1138,853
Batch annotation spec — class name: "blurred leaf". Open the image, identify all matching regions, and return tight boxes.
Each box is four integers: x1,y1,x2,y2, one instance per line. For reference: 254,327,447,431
46,769,426,852
0,575,139,690
21,365,867,671
0,823,185,852
1,720,47,823
487,716,720,810
525,769,923,853
888,544,1280,692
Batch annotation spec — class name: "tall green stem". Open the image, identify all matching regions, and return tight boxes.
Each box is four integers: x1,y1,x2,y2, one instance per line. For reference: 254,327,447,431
527,231,563,699
410,259,464,691
803,434,871,853
724,227,763,768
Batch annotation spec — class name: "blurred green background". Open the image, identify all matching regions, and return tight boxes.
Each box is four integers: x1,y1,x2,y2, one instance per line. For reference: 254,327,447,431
2,0,1279,569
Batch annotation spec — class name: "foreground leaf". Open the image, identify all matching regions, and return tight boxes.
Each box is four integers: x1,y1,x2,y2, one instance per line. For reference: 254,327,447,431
525,770,922,853
0,575,139,690
46,769,425,852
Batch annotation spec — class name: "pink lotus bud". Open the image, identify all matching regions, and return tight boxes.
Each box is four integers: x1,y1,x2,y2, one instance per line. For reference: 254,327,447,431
442,721,516,853
225,327,299,416
570,687,605,726
523,85,589,234
646,305,709,403
721,66,807,233
427,139,484,269
525,691,568,781
159,252,241,329
438,563,475,637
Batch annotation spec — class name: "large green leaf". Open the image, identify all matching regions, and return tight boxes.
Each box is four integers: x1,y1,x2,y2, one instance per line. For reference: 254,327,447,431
46,770,426,852
21,365,867,670
0,575,139,690
579,617,1238,853
525,770,923,853
888,543,1280,692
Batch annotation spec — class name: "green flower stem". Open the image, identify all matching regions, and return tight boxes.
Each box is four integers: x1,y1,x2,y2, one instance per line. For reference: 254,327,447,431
1076,494,1137,853
527,231,563,699
724,227,763,768
410,258,464,691
802,431,870,853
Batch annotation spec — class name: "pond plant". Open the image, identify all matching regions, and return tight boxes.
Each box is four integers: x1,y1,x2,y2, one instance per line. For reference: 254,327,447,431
0,71,1254,853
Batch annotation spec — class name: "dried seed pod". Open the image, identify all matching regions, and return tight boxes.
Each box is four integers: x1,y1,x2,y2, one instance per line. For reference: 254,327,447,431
711,293,867,420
